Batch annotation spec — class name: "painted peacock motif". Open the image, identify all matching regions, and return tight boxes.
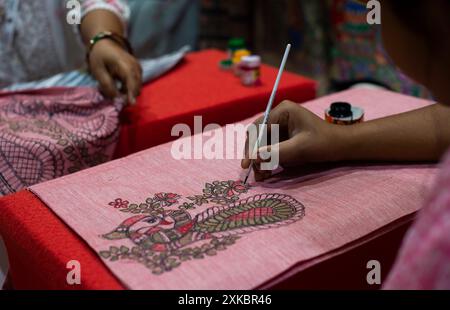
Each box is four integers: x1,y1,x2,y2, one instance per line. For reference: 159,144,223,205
103,193,305,252
99,181,305,274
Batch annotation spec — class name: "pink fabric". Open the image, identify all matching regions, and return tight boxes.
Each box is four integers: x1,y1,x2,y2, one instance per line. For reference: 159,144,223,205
30,89,437,290
0,87,122,195
384,150,450,290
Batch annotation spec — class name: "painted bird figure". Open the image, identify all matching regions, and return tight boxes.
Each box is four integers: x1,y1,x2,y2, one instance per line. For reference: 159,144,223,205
103,193,305,253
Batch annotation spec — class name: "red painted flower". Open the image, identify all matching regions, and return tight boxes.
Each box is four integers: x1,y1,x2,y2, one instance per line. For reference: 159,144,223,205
108,198,129,209
151,243,167,252
224,180,249,197
154,193,180,206
231,180,248,193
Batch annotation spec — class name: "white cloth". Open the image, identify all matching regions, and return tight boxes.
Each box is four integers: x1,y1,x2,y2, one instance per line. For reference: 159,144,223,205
3,46,190,91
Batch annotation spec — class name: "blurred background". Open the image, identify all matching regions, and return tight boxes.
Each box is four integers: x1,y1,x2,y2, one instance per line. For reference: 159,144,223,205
131,0,429,98
198,0,430,97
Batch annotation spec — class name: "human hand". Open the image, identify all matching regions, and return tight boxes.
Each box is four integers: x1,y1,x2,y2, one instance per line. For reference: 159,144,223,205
241,101,346,181
88,39,142,105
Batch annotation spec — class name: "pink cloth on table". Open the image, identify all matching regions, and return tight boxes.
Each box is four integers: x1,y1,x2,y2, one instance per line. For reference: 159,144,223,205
0,88,122,195
384,150,450,290
30,89,437,290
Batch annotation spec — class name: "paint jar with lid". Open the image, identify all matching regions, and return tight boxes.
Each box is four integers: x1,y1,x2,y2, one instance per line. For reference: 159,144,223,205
239,55,262,86
227,38,246,59
232,49,251,76
325,102,364,125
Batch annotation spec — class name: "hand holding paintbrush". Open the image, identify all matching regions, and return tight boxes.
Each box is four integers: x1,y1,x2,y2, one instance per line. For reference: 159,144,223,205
243,44,291,184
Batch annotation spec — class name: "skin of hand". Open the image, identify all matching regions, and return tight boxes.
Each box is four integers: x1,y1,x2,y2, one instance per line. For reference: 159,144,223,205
88,39,142,105
81,10,142,105
241,101,343,181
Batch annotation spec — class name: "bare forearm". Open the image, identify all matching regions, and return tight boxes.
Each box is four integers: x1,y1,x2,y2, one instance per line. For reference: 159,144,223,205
80,10,124,46
335,104,450,162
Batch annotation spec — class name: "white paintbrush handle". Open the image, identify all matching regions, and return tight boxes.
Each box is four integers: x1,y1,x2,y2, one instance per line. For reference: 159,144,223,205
245,44,291,183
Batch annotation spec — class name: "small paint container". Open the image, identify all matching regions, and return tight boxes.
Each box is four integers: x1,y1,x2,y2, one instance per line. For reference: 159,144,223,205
239,55,262,86
227,38,246,59
232,49,251,76
325,102,364,125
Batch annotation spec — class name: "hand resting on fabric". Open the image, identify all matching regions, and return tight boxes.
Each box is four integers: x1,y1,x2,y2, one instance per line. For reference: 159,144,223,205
88,39,142,104
81,9,142,105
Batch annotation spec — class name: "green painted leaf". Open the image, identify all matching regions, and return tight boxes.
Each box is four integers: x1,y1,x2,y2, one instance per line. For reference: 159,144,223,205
235,218,243,227
206,250,217,256
99,251,111,259
216,245,226,251
228,221,236,229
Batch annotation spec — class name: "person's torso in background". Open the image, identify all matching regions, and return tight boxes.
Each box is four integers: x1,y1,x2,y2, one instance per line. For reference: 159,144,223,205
0,0,84,88
0,0,200,89
127,0,199,59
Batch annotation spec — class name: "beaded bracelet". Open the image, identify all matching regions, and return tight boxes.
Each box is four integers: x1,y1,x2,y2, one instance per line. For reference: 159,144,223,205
86,31,134,64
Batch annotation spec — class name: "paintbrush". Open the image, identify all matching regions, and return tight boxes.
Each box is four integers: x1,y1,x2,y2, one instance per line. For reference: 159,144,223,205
244,44,292,184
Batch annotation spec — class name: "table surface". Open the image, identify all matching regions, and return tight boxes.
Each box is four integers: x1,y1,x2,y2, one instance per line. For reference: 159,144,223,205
1,87,436,290
0,49,317,290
